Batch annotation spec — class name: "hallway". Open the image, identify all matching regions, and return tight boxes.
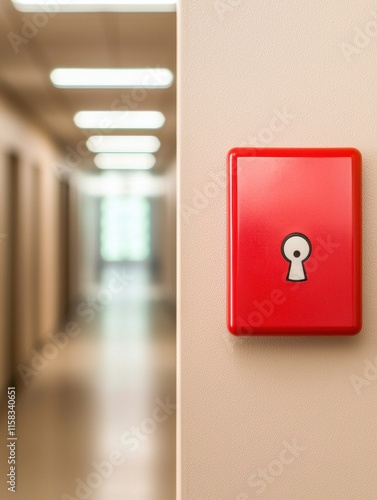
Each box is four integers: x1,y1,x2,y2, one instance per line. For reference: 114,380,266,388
1,286,176,499
0,2,177,497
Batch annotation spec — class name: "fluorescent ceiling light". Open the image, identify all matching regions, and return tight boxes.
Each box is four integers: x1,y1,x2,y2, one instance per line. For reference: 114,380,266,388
74,111,165,129
79,173,167,197
50,68,173,89
12,0,176,13
87,135,160,153
94,153,156,170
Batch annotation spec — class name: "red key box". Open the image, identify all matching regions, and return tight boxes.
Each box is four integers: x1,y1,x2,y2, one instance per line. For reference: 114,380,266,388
227,148,362,336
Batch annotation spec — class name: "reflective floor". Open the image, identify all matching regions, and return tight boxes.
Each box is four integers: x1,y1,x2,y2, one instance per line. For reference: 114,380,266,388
0,273,176,499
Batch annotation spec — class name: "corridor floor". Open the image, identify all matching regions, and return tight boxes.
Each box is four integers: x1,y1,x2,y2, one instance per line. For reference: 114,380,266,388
0,282,176,499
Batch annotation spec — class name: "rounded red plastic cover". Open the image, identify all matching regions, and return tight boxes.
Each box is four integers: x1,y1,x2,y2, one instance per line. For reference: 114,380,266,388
227,148,362,336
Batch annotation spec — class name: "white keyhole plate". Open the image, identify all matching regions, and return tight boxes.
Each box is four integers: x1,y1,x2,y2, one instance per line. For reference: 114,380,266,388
282,233,312,282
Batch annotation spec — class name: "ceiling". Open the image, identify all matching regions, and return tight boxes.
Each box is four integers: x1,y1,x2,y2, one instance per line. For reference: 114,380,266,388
0,0,176,173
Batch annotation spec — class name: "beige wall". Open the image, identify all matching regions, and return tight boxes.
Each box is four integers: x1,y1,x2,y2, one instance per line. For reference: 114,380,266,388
0,94,63,395
179,2,377,499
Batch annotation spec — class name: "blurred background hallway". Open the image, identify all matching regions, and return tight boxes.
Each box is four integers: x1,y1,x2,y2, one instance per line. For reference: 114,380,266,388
0,1,176,498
